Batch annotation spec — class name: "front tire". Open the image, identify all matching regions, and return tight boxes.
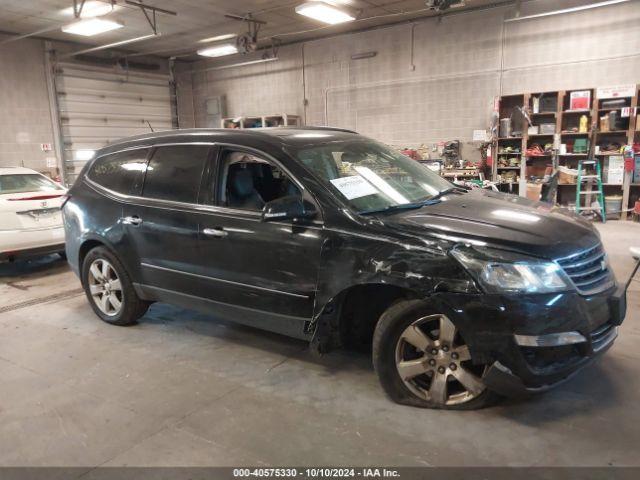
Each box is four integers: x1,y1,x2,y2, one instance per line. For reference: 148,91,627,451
81,246,148,326
372,299,499,409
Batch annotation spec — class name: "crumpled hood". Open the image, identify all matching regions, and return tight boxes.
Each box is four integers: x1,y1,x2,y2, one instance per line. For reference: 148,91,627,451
378,189,600,259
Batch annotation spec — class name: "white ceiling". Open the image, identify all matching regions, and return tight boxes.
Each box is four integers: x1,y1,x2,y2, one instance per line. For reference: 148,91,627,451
0,0,507,60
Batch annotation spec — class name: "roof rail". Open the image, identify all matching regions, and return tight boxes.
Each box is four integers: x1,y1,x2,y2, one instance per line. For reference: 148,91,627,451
279,125,359,134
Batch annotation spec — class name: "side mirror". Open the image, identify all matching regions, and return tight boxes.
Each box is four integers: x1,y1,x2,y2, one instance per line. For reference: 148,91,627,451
630,247,640,261
262,195,317,222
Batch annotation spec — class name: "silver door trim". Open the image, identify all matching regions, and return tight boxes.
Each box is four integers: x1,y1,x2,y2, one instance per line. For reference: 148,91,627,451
202,227,228,237
140,262,311,299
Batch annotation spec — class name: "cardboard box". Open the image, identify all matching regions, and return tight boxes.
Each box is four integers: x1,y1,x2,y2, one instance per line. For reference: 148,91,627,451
570,90,591,110
604,156,624,184
540,123,556,134
558,166,578,184
526,183,543,201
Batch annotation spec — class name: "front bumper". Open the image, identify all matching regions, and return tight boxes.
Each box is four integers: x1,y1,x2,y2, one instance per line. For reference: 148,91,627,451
429,284,626,397
484,322,618,397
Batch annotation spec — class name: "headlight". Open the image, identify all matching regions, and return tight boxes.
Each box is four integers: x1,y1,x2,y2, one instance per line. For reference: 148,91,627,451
451,247,573,294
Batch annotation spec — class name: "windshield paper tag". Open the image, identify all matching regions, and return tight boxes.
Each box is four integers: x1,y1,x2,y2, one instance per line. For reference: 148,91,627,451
330,176,377,200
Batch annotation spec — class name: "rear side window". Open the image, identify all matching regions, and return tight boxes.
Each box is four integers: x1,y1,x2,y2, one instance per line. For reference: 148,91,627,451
142,145,211,204
87,149,150,195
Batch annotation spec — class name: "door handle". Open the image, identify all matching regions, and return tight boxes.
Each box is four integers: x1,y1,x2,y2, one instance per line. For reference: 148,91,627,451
203,227,228,238
122,216,142,226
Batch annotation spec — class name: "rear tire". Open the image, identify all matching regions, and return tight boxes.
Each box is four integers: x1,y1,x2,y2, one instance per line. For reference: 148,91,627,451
372,299,500,410
81,246,148,326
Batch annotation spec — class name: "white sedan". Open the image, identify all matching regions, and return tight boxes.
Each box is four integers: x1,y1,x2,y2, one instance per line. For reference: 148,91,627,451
0,167,67,262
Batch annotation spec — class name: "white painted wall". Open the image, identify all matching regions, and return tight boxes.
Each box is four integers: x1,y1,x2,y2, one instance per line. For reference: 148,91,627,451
0,35,56,170
176,1,640,151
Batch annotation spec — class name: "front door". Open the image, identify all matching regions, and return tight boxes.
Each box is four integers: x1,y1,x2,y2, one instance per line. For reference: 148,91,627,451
195,147,325,338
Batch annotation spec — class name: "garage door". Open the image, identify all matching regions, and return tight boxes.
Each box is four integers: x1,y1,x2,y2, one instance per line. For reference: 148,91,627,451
55,62,173,184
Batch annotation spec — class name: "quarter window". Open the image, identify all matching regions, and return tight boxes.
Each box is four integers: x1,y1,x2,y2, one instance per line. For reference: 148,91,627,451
142,146,211,204
87,149,150,195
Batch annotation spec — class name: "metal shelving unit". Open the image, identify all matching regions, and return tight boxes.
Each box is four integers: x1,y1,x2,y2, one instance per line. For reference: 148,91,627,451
221,114,301,129
492,84,639,219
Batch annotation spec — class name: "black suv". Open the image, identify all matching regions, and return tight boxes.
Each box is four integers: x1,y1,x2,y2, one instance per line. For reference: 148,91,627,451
63,128,626,409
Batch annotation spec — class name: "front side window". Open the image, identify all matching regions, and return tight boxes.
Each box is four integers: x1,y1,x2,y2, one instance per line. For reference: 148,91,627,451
142,145,211,204
87,149,150,195
218,150,301,211
289,139,453,213
0,174,63,194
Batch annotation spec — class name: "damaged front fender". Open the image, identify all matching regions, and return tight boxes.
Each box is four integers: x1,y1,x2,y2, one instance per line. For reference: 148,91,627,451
308,225,479,353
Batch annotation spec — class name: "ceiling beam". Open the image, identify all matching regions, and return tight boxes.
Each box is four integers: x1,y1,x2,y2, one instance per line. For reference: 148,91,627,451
124,0,177,35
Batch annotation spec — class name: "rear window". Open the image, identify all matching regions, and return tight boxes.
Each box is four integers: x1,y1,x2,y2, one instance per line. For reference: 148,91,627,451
0,174,62,194
87,149,150,195
142,145,211,204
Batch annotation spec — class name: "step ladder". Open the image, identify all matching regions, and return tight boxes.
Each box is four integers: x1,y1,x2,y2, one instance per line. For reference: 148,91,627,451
575,160,606,223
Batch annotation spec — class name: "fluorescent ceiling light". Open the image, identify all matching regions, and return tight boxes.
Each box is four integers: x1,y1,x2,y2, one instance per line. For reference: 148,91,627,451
505,0,630,22
61,1,116,18
197,43,239,57
295,1,356,25
199,33,237,43
293,133,331,138
62,18,123,36
121,162,148,172
491,209,540,223
74,150,95,161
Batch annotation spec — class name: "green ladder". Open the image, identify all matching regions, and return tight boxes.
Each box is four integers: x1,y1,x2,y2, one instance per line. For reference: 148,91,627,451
575,160,606,223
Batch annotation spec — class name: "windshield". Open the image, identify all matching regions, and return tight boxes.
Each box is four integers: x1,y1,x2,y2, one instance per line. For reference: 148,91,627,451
0,174,63,195
289,139,453,213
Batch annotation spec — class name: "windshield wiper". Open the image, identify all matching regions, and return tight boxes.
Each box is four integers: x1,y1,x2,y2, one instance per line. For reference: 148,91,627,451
428,186,467,201
359,203,424,215
358,186,467,215
359,198,443,215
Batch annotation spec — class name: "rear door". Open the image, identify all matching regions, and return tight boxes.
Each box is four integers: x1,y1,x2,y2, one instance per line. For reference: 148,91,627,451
122,144,215,295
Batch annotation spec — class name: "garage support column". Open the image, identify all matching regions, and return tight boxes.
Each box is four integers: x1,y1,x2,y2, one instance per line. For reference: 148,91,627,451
169,57,179,129
43,41,67,186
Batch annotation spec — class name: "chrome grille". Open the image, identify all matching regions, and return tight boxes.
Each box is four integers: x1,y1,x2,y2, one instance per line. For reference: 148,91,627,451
555,244,614,296
590,322,617,352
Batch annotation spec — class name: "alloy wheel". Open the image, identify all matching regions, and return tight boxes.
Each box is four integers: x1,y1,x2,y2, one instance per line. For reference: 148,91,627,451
394,314,486,406
87,258,123,317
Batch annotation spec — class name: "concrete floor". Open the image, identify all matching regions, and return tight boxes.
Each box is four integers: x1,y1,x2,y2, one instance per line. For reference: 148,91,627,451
1,221,639,467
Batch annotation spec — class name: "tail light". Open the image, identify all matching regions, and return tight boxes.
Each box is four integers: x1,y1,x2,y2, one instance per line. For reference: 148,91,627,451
7,194,65,201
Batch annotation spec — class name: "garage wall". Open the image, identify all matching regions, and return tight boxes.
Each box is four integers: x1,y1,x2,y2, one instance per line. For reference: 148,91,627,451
176,44,305,128
303,8,503,146
501,0,640,93
0,35,56,170
176,0,640,149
